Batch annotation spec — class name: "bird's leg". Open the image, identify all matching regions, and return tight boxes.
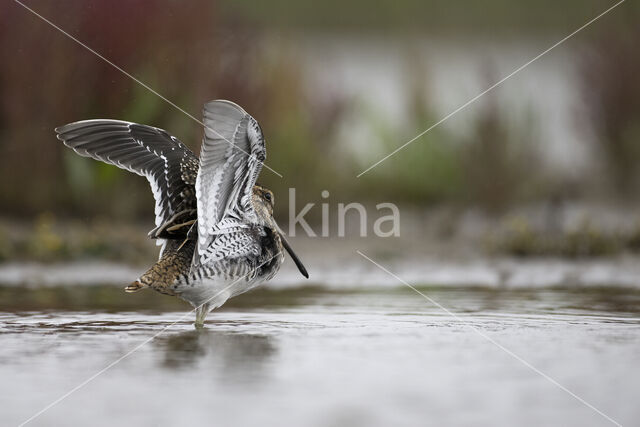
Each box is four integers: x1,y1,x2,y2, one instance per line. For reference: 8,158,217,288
166,219,196,233
177,221,199,251
148,209,197,238
194,303,211,328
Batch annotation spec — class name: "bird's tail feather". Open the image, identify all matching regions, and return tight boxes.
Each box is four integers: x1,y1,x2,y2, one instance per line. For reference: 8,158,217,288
124,280,146,293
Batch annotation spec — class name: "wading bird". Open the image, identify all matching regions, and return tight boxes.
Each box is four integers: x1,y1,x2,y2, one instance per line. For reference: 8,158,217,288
56,100,309,326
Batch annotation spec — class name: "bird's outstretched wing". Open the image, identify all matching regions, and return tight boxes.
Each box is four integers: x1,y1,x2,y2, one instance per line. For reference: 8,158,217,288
195,100,266,263
56,120,199,237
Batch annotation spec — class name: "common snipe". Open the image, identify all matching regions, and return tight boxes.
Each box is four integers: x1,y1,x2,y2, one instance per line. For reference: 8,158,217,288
56,100,308,326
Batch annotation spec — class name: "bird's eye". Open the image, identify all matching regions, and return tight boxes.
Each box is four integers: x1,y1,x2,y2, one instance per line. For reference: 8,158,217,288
264,192,272,202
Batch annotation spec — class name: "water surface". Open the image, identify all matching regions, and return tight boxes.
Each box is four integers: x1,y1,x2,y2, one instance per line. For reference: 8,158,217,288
1,284,639,426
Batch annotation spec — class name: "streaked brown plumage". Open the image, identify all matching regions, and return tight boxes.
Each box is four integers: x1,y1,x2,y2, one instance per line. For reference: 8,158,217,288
126,239,195,296
56,100,309,326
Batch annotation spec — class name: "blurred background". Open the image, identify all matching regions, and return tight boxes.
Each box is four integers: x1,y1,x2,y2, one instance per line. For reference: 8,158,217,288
1,0,639,264
3,5,640,427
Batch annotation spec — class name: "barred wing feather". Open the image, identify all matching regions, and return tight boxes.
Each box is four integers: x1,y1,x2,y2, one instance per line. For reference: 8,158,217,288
56,120,199,234
195,100,266,262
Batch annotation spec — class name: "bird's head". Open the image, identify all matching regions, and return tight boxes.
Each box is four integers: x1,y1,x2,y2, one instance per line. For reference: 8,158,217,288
251,184,309,279
252,184,275,224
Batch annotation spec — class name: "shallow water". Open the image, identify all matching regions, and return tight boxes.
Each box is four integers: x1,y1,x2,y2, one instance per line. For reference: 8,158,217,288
1,285,639,427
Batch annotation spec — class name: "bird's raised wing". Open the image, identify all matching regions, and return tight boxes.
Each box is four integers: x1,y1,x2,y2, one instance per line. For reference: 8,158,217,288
195,100,266,261
56,120,199,236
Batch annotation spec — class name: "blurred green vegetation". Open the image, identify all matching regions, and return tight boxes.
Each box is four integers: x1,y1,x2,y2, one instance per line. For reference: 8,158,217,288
486,214,640,258
0,1,639,261
220,0,636,35
0,213,156,263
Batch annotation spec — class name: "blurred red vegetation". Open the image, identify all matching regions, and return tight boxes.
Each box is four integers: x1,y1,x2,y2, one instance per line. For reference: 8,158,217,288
0,1,293,218
580,19,640,195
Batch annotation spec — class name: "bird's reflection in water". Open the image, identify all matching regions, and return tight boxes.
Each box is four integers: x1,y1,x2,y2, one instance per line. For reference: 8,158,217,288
155,327,277,380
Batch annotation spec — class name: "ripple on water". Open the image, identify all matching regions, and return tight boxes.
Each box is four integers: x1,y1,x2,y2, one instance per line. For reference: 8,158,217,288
1,286,640,427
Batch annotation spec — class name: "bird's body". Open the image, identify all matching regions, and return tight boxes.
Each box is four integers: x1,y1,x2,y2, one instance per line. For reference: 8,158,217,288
131,195,286,324
56,100,308,326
